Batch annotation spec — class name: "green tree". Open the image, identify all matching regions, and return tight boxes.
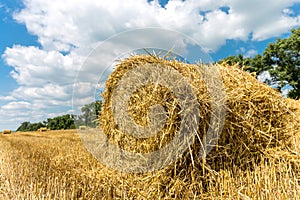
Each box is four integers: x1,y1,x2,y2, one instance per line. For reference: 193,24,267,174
16,121,30,131
263,28,300,99
16,101,102,132
220,28,300,99
16,121,45,132
46,114,75,130
80,100,102,127
221,54,251,67
221,54,267,75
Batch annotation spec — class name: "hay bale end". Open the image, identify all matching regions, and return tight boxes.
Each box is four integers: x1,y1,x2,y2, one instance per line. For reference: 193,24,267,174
2,130,12,134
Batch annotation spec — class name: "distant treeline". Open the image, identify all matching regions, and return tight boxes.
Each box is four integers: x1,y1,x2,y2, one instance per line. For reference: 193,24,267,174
16,101,102,132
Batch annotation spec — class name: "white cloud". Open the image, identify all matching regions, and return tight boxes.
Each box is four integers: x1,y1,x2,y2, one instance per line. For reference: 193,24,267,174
1,101,31,110
282,85,293,98
0,100,72,130
11,84,71,101
2,45,83,86
12,0,300,51
0,101,33,130
1,0,300,130
282,8,295,16
244,49,258,58
257,71,271,83
253,15,300,41
0,96,16,101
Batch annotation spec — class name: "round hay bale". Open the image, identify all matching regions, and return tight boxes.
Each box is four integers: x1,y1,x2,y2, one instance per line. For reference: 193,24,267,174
97,54,298,198
100,55,294,168
38,127,48,132
2,130,12,134
79,125,87,130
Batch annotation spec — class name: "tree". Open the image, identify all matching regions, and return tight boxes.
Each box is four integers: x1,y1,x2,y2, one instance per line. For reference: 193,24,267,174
80,100,102,127
221,54,268,75
16,101,102,132
46,114,75,130
263,28,300,99
16,121,45,132
220,28,300,99
221,54,250,67
16,122,30,131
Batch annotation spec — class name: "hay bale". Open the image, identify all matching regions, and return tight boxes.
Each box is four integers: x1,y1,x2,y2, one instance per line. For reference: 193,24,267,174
38,127,48,132
285,98,300,119
79,126,87,130
101,55,294,167
2,130,11,134
283,98,300,151
97,55,298,198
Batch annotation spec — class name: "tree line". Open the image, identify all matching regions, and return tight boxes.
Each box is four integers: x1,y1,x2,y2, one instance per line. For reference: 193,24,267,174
16,100,102,132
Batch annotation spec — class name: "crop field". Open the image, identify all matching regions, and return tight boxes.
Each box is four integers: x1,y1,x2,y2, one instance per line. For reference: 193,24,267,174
0,130,112,199
0,128,299,199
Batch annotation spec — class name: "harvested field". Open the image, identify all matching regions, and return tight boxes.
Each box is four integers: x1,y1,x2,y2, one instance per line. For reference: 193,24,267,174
0,129,299,199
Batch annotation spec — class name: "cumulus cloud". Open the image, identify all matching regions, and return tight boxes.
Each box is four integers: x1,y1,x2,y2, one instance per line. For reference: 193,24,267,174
257,71,271,83
1,0,300,130
244,49,258,58
0,100,72,130
2,101,31,110
0,96,16,101
252,15,300,40
0,101,36,129
3,45,83,86
12,0,300,51
282,8,295,16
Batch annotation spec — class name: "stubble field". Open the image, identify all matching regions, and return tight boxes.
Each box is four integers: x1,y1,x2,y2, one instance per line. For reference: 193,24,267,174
0,126,299,199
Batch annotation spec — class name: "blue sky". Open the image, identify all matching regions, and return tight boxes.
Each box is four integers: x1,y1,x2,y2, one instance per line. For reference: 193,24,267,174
0,1,30,94
0,0,300,131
